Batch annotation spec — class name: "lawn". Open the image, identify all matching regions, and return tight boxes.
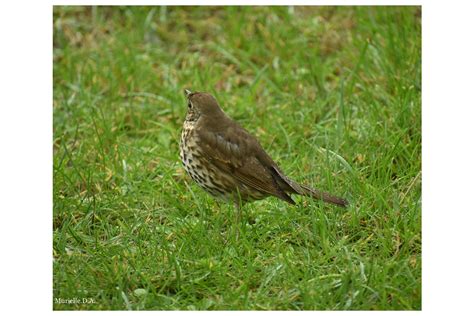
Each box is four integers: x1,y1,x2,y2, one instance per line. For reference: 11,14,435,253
53,6,421,310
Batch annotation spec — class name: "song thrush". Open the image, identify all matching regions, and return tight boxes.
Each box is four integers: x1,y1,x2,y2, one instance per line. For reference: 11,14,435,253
179,89,348,208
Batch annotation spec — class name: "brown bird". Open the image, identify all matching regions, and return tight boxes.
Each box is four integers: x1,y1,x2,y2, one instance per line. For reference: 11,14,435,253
179,89,348,211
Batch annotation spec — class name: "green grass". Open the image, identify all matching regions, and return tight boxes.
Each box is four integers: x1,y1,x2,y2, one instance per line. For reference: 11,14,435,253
53,6,421,310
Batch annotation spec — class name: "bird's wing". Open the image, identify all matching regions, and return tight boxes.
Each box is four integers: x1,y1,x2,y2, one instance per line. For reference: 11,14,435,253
197,127,294,203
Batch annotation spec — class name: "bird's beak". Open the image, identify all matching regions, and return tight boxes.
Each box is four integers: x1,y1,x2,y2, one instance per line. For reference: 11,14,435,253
184,89,192,98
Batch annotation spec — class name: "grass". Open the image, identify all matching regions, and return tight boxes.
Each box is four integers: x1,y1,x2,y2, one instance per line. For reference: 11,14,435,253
53,6,421,310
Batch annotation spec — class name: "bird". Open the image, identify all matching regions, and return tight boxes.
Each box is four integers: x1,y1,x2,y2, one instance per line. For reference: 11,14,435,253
179,89,348,212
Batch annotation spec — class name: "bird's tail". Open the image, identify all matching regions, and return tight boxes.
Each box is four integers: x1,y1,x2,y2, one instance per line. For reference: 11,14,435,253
269,166,349,208
298,184,348,208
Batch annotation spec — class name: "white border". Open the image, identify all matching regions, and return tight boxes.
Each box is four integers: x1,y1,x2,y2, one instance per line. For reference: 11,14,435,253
5,0,474,315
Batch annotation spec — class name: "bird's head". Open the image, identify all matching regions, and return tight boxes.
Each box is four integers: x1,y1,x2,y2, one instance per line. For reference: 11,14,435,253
184,89,223,121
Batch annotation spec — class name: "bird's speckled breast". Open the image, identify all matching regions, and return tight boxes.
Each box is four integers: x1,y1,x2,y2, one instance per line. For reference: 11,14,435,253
180,121,234,201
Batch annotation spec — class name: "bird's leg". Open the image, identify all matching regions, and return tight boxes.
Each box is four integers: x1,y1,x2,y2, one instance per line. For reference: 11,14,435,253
232,201,240,241
233,189,244,240
234,201,242,223
235,188,245,223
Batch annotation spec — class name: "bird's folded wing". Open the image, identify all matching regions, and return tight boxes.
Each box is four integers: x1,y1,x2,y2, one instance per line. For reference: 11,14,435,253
197,129,289,199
